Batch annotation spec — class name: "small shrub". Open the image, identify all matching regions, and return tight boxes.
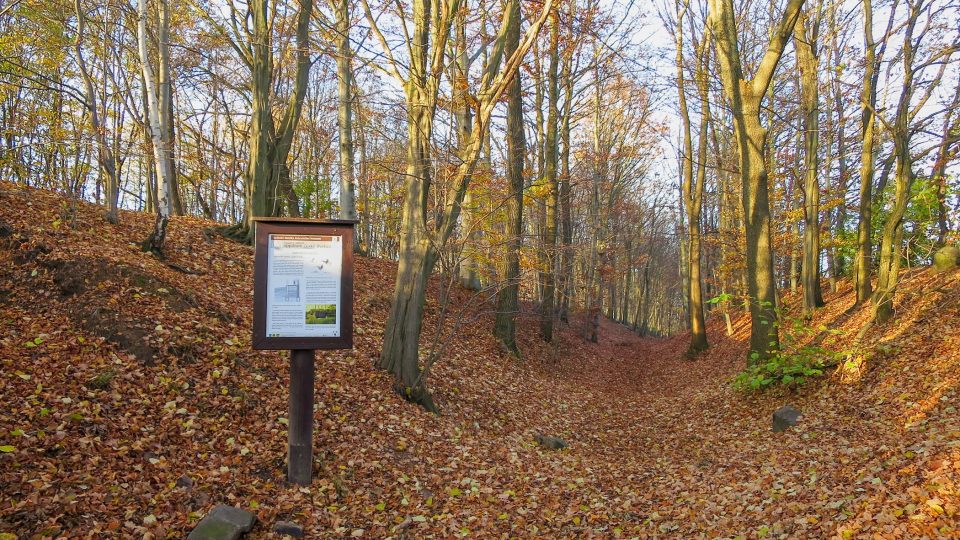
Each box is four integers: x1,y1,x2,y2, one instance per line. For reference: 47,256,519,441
733,349,829,392
733,314,846,393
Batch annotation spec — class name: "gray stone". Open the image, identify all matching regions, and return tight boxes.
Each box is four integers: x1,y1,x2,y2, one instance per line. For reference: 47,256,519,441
176,474,194,489
272,521,304,538
933,245,960,272
188,505,256,540
773,405,802,432
534,433,568,450
188,519,241,540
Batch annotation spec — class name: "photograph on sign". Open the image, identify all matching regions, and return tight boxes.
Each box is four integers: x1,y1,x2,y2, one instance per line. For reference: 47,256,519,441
265,234,343,338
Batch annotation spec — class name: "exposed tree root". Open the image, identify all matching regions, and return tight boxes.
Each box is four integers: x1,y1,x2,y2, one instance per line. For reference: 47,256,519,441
216,222,252,245
397,382,439,415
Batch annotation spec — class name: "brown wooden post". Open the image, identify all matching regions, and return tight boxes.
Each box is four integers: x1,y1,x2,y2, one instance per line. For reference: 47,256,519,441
252,218,355,488
287,349,315,485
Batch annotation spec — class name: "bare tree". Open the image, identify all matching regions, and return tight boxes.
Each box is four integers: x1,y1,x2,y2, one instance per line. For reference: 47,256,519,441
669,0,711,354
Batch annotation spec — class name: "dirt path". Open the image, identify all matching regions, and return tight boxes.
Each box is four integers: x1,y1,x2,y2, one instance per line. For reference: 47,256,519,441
528,293,960,539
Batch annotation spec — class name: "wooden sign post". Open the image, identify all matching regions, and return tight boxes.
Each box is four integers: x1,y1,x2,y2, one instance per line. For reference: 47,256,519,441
252,219,355,486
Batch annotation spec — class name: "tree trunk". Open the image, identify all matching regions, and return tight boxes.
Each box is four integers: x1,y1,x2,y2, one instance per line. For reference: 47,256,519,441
165,83,183,216
238,0,312,241
137,0,172,256
454,6,481,290
584,51,603,343
708,0,803,361
376,0,552,407
243,0,280,239
493,0,526,353
558,60,574,324
853,0,878,304
336,0,357,223
538,13,560,343
931,83,960,247
741,101,780,358
138,0,172,255
379,80,436,397
74,0,120,224
674,6,709,355
872,0,921,324
794,11,824,317
379,236,438,412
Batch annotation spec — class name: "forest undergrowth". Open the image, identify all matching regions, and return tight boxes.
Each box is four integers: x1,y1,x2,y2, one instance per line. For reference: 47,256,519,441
1,182,959,538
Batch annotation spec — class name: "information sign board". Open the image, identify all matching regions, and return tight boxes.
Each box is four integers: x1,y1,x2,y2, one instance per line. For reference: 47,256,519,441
252,219,354,350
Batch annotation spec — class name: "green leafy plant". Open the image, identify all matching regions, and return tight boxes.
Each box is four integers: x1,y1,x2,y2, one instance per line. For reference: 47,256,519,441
733,349,829,391
707,292,734,305
733,314,846,392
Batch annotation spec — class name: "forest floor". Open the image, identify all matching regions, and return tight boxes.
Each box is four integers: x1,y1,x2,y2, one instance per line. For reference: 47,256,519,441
1,181,959,539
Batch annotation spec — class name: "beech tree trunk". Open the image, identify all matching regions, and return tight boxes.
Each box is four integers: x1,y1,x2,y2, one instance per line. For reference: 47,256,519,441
538,13,560,343
454,6,481,291
794,10,825,317
238,0,312,242
584,51,603,344
708,0,804,361
673,2,709,355
375,0,553,408
336,0,357,223
873,1,921,324
557,56,574,324
853,0,878,305
931,83,960,246
493,0,526,353
74,0,120,224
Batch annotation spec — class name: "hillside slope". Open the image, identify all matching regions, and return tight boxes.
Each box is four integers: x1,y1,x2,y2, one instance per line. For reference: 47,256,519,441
1,182,959,539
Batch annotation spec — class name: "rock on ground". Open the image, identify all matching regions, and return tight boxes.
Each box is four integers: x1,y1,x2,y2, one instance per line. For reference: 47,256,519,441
773,405,802,432
187,505,256,540
272,521,305,538
534,433,568,450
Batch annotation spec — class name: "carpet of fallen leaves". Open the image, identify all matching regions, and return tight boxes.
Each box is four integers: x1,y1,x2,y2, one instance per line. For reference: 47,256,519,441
1,182,959,539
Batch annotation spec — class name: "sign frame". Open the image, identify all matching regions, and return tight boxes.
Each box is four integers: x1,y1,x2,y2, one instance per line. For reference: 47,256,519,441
252,218,356,351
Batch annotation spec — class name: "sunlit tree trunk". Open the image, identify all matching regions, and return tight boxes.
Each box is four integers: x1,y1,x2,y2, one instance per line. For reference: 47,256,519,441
454,6,481,290
336,0,357,223
853,0,878,305
826,1,847,292
539,12,560,342
493,0,526,353
166,86,183,216
931,84,960,247
379,84,437,408
584,50,603,343
244,0,280,236
673,2,709,354
357,94,372,252
235,0,312,241
708,0,804,361
138,0,172,255
873,1,921,323
74,0,120,224
794,9,825,317
557,37,574,324
375,0,553,408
